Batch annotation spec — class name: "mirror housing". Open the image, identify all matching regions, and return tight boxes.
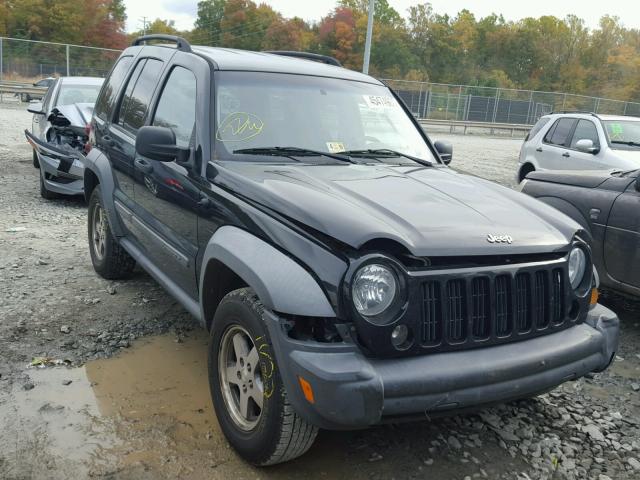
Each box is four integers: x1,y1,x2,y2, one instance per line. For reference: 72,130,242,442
27,102,45,115
575,138,599,154
434,140,453,164
135,126,190,163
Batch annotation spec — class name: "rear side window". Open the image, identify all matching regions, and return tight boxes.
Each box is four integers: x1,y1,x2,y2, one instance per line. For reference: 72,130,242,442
118,58,163,133
152,67,197,148
570,120,599,149
526,117,550,141
544,118,576,146
94,55,133,120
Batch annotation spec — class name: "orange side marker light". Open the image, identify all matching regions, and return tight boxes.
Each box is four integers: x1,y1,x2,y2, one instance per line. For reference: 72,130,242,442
298,376,315,404
590,288,599,306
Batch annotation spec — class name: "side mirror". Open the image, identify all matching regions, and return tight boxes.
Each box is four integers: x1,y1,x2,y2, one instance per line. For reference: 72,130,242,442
27,102,45,115
135,126,190,163
434,140,453,164
575,139,599,154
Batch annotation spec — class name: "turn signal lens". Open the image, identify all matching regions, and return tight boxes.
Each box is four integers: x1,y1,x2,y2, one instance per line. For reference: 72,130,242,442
298,376,315,404
590,288,599,306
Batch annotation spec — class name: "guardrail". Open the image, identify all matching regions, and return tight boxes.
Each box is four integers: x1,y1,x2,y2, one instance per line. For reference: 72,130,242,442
0,81,47,101
418,118,532,136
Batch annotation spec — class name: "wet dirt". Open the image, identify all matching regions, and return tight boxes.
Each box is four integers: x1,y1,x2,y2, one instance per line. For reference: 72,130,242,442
1,331,529,480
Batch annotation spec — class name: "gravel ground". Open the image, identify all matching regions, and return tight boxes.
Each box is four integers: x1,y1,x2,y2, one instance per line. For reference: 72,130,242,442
1,103,639,480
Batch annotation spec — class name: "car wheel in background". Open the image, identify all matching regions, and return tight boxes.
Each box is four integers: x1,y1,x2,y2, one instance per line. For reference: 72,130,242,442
209,288,318,466
39,173,59,200
87,185,136,279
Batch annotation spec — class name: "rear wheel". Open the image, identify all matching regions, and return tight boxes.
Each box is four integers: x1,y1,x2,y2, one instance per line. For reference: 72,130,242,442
88,186,136,279
519,163,535,182
209,288,318,465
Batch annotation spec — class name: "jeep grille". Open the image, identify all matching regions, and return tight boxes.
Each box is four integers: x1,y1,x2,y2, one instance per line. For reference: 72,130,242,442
420,267,566,347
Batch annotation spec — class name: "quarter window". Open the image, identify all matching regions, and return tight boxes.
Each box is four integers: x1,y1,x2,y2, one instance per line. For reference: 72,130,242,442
544,118,576,146
152,67,197,148
526,117,550,141
570,120,599,149
94,55,133,120
118,58,163,133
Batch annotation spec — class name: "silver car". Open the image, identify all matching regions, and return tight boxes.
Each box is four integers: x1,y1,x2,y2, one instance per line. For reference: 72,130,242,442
517,112,640,182
26,76,103,199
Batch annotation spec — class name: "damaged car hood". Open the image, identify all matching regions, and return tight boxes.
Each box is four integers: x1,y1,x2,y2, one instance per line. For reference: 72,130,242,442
48,103,94,135
213,162,581,256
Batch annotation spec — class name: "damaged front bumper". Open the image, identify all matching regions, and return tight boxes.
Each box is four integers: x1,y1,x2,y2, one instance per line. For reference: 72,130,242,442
26,129,84,196
265,304,619,430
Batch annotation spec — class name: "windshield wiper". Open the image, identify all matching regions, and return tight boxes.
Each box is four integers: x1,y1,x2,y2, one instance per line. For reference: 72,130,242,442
233,146,355,163
341,148,433,167
611,140,640,147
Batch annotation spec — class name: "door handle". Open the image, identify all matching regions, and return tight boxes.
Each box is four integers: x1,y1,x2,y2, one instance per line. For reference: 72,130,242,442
562,152,570,157
197,195,212,208
134,158,153,174
536,147,543,152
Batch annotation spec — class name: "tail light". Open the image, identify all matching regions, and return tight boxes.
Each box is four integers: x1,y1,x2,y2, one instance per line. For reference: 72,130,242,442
84,122,95,154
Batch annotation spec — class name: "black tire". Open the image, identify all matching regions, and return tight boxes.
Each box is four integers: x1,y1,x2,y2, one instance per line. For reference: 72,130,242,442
88,185,136,279
209,288,318,466
33,149,40,169
519,163,535,182
40,173,59,200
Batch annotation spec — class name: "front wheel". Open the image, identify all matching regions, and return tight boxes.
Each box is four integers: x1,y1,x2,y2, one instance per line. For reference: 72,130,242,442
209,288,318,465
87,186,136,279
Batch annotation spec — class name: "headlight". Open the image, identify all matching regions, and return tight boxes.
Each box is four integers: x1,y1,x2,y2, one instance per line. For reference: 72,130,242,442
568,247,587,289
352,264,397,317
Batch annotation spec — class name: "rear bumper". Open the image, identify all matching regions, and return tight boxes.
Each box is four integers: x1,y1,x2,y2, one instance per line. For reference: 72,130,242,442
266,304,618,430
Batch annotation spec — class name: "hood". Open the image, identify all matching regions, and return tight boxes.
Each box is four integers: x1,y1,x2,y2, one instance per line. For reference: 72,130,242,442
48,102,94,135
526,169,612,188
213,162,580,257
607,149,640,170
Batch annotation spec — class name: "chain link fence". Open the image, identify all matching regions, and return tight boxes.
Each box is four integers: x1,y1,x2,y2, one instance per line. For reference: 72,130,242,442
384,80,640,125
0,37,121,81
2,36,639,125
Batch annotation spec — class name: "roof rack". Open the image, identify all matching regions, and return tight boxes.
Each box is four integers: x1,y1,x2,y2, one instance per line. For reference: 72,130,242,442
550,110,600,118
263,51,342,67
132,34,192,52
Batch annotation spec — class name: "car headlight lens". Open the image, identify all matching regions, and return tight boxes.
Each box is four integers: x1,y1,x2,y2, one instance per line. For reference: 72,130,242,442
352,264,397,317
568,247,587,290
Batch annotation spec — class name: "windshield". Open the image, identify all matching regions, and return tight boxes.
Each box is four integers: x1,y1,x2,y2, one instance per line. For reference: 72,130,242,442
56,83,103,106
213,71,437,164
603,120,640,149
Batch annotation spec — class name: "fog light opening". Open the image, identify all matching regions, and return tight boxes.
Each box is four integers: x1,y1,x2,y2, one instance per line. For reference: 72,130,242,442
391,324,413,350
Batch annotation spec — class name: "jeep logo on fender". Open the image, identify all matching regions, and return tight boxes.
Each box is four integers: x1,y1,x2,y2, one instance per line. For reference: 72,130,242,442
487,234,513,244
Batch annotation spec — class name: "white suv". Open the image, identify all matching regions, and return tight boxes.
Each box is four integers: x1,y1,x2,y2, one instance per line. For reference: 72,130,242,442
517,112,640,182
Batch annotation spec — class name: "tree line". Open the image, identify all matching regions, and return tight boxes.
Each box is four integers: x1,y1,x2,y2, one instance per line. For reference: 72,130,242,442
2,0,639,102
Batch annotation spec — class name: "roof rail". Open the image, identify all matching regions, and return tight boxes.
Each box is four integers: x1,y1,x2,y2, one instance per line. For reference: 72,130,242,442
132,34,192,52
263,51,342,67
550,110,600,118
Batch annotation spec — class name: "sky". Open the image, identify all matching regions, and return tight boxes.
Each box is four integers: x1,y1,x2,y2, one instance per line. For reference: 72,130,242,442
124,0,640,33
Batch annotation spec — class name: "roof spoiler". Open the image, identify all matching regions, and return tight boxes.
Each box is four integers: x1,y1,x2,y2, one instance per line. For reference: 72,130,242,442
132,34,192,53
263,51,342,67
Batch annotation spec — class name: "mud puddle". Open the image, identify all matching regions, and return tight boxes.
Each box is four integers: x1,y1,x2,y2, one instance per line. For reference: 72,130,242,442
0,331,523,479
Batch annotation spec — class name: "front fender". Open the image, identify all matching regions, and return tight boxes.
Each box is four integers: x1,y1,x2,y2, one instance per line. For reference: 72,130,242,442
83,149,124,237
199,226,336,320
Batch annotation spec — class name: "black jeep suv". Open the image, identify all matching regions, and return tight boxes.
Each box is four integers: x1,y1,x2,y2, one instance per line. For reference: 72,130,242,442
84,35,619,465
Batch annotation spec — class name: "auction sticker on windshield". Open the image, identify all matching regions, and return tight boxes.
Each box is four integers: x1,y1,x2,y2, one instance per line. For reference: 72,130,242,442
326,142,346,153
363,95,395,109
